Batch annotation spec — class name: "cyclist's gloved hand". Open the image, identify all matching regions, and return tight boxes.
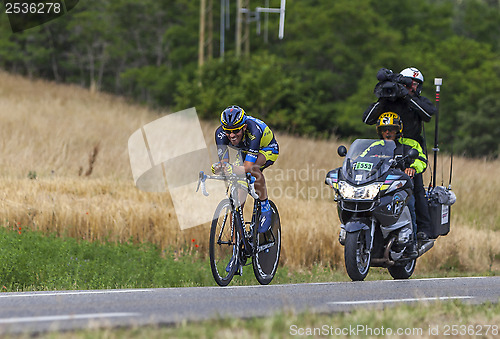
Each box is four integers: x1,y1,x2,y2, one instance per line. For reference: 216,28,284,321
211,162,222,174
223,162,233,175
211,161,233,174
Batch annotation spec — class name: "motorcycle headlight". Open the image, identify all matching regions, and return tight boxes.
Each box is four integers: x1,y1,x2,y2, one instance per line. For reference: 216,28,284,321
338,181,382,200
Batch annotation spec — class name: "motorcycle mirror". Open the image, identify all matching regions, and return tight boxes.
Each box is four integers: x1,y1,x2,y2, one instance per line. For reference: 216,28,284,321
408,149,419,160
337,145,347,157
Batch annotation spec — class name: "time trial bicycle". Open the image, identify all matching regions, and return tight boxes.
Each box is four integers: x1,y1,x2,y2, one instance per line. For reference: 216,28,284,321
197,170,281,286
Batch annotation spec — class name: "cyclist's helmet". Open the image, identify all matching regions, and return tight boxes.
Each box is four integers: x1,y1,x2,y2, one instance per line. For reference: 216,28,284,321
220,105,247,131
377,112,403,138
400,67,424,94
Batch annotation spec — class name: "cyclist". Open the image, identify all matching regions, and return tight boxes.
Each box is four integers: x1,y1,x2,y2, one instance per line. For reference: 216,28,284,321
376,112,427,258
212,105,279,234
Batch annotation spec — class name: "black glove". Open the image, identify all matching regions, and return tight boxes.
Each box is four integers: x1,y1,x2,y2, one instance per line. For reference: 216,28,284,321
376,68,393,82
374,81,409,100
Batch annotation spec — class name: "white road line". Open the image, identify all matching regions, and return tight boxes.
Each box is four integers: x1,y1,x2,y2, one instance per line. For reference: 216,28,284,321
228,276,491,288
0,289,154,298
328,296,473,305
405,276,487,281
0,313,140,324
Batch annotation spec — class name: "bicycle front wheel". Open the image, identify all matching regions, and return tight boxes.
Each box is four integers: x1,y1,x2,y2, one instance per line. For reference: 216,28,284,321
209,199,239,286
252,200,281,285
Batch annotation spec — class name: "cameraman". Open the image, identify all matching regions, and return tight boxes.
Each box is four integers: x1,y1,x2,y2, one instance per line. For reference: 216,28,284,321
362,67,436,147
362,67,436,243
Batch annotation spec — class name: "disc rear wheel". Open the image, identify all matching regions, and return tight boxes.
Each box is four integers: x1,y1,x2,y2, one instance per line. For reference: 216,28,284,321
252,200,281,285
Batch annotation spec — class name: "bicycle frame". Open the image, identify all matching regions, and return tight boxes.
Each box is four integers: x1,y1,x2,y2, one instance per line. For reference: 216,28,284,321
228,181,277,257
198,171,260,256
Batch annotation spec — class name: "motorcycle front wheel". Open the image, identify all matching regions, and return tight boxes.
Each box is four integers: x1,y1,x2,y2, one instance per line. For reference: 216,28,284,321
388,258,416,279
344,230,371,281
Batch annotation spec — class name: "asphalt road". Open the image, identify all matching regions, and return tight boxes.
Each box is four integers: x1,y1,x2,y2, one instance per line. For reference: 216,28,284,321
0,276,499,335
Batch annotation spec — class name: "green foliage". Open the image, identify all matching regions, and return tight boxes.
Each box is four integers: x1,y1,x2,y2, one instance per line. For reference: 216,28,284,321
457,95,500,158
453,0,500,51
0,226,214,290
175,52,317,134
1,0,500,156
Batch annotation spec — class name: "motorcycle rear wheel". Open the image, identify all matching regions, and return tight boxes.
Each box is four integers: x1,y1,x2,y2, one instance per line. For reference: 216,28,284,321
344,230,371,281
388,259,416,279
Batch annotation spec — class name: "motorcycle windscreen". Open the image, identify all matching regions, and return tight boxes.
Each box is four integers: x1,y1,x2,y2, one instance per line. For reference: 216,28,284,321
341,139,396,184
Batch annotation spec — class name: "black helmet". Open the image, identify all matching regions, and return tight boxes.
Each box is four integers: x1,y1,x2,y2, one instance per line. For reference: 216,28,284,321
220,105,247,131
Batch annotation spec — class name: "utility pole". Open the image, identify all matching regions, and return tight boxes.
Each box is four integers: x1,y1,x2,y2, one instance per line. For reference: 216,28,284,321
257,0,286,40
198,0,214,68
236,0,250,57
214,0,287,60
220,0,230,59
236,0,286,57
243,0,251,55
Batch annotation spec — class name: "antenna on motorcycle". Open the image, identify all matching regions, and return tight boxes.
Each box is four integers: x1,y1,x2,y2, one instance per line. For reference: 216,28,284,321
431,78,442,190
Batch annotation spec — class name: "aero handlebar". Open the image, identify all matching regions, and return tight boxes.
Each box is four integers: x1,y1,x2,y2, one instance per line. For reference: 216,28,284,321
196,171,259,200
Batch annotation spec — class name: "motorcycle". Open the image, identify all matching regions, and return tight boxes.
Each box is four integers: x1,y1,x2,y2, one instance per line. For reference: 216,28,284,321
325,139,435,281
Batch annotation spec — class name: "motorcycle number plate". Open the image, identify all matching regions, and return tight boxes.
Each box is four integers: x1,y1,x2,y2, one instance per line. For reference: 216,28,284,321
354,162,373,171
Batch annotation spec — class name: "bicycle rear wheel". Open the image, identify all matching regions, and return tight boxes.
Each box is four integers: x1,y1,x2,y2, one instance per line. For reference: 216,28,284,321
210,199,239,286
252,200,281,285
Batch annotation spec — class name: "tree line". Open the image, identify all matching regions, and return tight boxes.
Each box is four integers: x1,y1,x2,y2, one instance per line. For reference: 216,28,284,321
1,0,499,157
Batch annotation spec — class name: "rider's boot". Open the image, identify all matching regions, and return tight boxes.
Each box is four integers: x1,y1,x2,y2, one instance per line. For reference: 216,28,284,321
226,247,239,273
258,199,272,233
405,240,418,259
226,260,243,275
417,231,432,246
225,258,236,273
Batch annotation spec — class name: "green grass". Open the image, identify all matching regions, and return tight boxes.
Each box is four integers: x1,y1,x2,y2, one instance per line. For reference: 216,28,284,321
0,226,351,290
0,226,216,291
0,226,492,292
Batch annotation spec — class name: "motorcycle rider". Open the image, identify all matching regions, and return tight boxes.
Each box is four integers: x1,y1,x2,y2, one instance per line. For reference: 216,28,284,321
362,67,436,243
375,112,428,258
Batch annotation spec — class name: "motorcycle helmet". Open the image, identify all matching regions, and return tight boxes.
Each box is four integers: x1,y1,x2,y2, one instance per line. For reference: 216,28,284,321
220,105,247,131
377,112,403,138
400,67,424,94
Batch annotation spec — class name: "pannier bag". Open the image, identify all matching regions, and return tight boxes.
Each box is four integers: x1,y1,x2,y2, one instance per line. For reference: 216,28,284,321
427,186,456,239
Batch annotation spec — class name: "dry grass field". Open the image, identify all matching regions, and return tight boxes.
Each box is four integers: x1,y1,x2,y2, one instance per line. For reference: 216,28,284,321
1,70,499,274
